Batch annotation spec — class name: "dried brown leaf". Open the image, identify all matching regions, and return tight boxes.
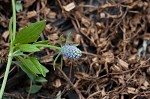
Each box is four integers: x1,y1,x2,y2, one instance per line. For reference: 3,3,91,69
2,31,9,41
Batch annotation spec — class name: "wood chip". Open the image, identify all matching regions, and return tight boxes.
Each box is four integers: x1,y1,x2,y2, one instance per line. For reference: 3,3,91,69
63,2,76,12
127,87,139,94
118,59,129,70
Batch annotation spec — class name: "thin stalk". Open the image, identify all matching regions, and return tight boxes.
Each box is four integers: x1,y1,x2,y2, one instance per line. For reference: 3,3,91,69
0,0,16,98
0,48,13,99
12,0,16,41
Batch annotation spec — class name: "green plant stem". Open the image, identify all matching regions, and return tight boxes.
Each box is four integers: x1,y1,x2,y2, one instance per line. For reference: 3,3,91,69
0,0,16,98
0,48,13,99
12,0,16,41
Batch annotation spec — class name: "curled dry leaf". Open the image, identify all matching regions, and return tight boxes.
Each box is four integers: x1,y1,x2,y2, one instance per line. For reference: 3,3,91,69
118,75,125,85
45,24,53,32
2,31,9,41
23,0,36,8
80,27,88,34
40,55,53,63
128,54,137,64
53,79,61,88
98,38,107,49
27,11,37,18
101,51,114,63
111,64,122,72
40,7,50,15
47,12,57,19
74,34,82,44
81,17,91,27
48,33,59,41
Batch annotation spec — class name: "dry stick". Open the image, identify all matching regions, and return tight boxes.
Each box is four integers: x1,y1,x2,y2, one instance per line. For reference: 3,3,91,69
57,67,85,99
133,91,150,98
71,19,79,33
80,39,91,66
98,58,150,80
87,90,101,99
80,32,97,48
82,51,98,57
69,61,72,79
126,69,139,83
0,65,16,79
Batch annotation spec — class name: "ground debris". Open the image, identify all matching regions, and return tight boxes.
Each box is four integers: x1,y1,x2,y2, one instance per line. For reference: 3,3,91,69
0,0,150,98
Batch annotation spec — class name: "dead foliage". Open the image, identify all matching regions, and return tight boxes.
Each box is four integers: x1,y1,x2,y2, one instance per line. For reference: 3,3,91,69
0,0,150,99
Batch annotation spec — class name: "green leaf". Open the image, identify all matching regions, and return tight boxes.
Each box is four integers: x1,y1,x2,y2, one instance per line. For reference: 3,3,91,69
35,77,47,83
41,65,49,73
17,56,41,75
18,44,40,52
16,1,23,12
53,53,61,70
66,32,71,43
33,40,50,45
73,44,79,46
14,20,46,44
13,50,27,57
29,57,49,77
2,96,7,99
59,34,63,47
26,85,42,94
13,61,36,81
32,44,61,50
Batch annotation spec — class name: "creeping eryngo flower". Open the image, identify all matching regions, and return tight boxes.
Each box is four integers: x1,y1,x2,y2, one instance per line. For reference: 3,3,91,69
61,45,82,59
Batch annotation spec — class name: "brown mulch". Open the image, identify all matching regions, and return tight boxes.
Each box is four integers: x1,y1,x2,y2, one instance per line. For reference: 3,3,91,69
0,0,150,99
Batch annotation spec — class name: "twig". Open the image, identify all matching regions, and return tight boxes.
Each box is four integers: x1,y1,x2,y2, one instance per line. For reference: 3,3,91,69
82,51,98,57
57,67,85,99
87,90,101,99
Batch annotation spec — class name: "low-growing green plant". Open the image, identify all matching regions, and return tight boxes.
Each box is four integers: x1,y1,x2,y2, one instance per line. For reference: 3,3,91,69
0,0,82,98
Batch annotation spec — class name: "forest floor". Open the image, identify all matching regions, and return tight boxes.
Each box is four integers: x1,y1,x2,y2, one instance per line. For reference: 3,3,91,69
0,0,150,99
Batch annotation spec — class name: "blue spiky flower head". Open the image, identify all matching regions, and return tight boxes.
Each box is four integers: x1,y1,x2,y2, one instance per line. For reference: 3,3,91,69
61,44,82,59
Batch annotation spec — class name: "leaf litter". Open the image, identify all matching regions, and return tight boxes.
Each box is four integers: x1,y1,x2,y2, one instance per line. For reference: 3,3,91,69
0,0,150,98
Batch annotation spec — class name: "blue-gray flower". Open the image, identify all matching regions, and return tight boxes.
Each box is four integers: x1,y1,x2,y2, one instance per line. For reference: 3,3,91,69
61,45,82,59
